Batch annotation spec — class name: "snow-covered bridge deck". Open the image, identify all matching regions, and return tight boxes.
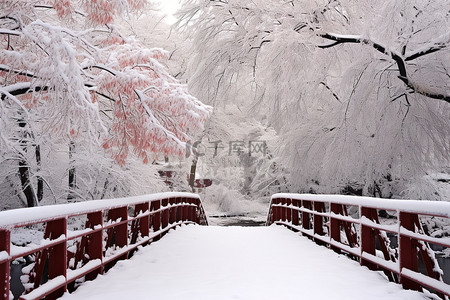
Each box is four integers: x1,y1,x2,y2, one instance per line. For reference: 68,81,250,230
61,225,424,300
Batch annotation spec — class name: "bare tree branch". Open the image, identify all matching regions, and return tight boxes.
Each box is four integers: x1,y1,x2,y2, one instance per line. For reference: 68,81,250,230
0,65,38,79
405,32,450,61
318,33,450,103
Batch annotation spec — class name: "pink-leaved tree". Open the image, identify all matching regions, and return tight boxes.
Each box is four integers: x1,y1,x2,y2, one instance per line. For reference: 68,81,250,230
0,0,210,207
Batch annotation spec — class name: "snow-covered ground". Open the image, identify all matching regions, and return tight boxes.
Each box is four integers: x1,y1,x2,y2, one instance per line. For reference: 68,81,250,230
61,225,427,300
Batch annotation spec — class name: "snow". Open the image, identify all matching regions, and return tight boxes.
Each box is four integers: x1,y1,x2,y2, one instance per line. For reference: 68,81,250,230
275,220,361,258
67,260,102,282
0,82,32,93
20,275,66,300
361,251,399,273
272,193,450,218
0,251,8,262
0,192,200,229
401,268,450,296
399,227,450,248
360,216,398,233
323,32,364,41
10,235,66,259
405,32,450,60
61,225,426,300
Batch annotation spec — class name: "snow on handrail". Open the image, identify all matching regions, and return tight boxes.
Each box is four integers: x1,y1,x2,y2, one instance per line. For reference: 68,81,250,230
0,192,199,228
271,193,450,218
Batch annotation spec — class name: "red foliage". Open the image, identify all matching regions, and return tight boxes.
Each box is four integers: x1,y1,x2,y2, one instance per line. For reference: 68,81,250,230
0,0,210,167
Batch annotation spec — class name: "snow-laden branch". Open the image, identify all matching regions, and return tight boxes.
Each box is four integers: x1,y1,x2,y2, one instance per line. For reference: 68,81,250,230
0,64,37,79
89,64,118,76
0,83,48,100
405,32,450,61
0,86,31,117
318,33,450,104
0,29,21,36
135,90,185,149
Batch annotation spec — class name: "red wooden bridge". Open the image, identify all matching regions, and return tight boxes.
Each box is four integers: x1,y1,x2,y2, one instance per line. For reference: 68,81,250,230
0,192,449,299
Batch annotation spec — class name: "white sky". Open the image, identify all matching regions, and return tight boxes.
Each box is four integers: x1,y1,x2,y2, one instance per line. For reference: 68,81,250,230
157,0,181,24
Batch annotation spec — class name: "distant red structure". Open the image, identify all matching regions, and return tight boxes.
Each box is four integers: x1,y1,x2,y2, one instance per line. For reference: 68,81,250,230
158,171,212,191
194,179,212,189
158,170,175,188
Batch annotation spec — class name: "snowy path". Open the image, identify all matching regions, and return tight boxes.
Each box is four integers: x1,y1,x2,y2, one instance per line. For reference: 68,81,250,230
62,225,426,300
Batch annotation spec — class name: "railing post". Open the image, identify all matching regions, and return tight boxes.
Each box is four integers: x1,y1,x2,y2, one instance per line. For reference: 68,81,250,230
360,207,377,271
267,201,273,226
109,207,128,249
183,198,189,222
151,200,161,240
176,198,184,222
136,203,150,238
188,198,195,222
194,198,201,224
0,229,10,300
302,200,312,230
169,198,177,224
286,198,292,223
105,206,128,270
291,199,300,226
85,212,103,281
330,203,341,253
280,198,287,221
162,198,169,228
272,198,281,222
46,218,67,299
313,202,325,236
399,212,421,292
130,203,149,246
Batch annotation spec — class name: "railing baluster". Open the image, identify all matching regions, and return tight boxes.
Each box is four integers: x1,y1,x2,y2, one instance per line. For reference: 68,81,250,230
138,203,150,240
360,207,377,271
46,218,68,299
188,199,195,222
292,199,300,226
330,203,341,253
302,200,312,230
86,212,103,281
177,198,184,221
162,198,169,228
286,198,292,223
313,201,325,236
399,212,421,292
151,199,161,238
0,229,10,300
169,198,176,224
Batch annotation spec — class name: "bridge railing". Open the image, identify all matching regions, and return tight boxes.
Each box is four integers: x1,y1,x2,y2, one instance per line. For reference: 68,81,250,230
267,193,450,299
0,192,208,300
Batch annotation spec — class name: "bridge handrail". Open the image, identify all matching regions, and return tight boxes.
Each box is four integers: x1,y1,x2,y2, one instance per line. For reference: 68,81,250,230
271,193,450,218
0,192,201,229
267,193,450,299
0,192,208,300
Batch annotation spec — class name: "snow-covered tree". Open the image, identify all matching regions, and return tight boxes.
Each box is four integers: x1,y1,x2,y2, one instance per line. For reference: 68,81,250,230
176,0,449,200
0,0,210,207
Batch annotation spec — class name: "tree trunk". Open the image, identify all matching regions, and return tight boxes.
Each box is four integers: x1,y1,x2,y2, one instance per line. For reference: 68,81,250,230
18,118,37,207
188,159,197,192
35,144,44,202
67,141,77,200
18,159,38,207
